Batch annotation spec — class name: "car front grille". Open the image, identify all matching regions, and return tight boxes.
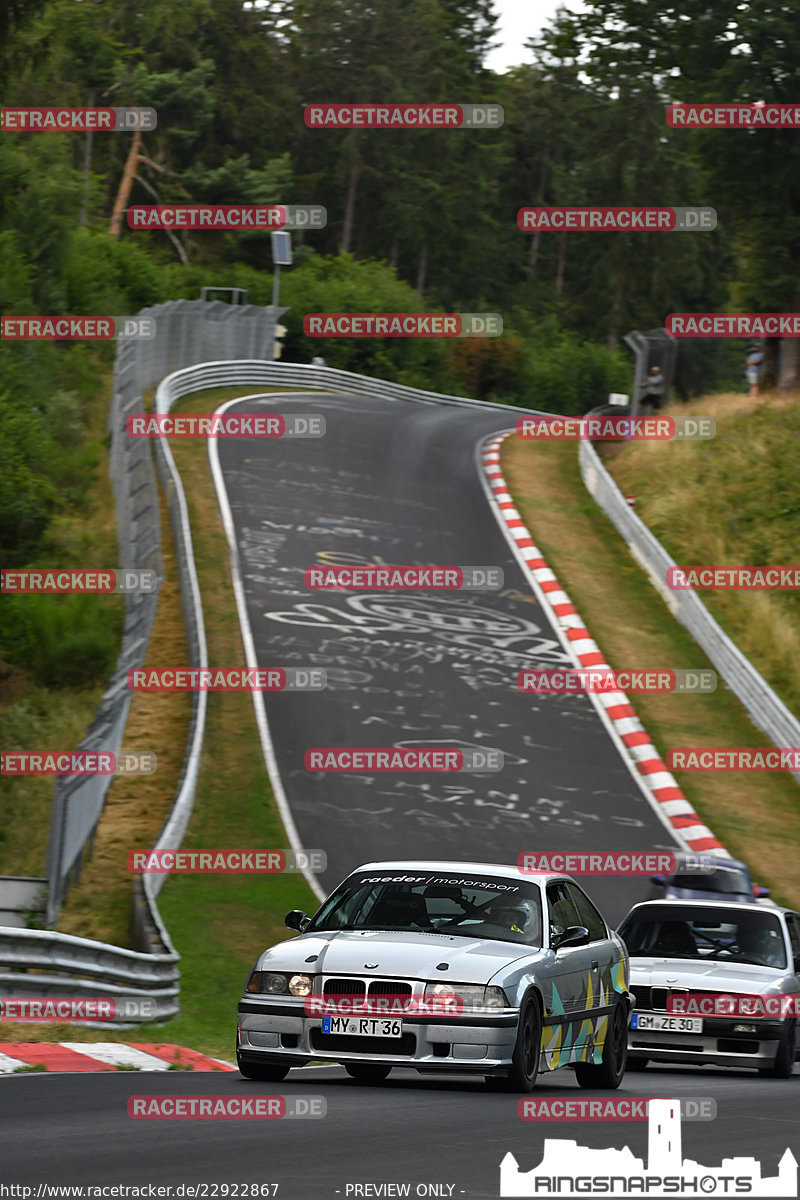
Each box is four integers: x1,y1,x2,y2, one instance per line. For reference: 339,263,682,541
367,979,412,996
632,986,689,1011
322,977,413,998
323,978,366,997
632,986,746,1013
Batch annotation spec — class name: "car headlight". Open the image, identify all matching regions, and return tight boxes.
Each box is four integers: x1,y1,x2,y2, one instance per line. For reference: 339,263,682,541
289,973,313,997
246,971,314,996
424,982,508,1009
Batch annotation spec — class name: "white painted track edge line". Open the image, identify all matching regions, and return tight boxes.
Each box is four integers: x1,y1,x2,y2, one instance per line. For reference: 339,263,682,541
208,393,326,904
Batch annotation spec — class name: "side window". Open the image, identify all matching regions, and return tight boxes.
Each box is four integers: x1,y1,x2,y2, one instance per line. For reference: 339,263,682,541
567,884,608,942
546,883,582,943
786,914,800,958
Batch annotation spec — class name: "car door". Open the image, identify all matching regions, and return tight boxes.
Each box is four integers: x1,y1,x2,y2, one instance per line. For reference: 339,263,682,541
541,881,596,1069
566,881,625,1062
566,881,615,1005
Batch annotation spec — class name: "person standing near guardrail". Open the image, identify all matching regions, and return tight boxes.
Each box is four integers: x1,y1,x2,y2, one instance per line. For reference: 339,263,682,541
745,342,764,398
639,364,665,411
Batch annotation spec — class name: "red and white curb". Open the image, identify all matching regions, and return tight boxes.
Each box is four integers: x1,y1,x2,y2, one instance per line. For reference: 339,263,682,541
0,1043,235,1074
480,431,728,858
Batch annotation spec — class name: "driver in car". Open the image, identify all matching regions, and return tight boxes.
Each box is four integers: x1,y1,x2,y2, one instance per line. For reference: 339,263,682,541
486,897,540,942
736,924,784,967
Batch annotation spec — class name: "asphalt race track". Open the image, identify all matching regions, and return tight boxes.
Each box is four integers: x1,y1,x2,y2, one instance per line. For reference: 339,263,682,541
2,1065,797,1197
212,391,679,923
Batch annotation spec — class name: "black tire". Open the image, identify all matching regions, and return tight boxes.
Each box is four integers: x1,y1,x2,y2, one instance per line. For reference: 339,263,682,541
626,1056,649,1071
237,1056,291,1082
344,1064,392,1084
574,1001,628,1089
504,994,542,1093
759,1021,796,1079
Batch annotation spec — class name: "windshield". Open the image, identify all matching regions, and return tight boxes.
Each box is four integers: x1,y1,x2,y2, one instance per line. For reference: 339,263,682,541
618,905,786,968
306,870,544,947
671,867,751,895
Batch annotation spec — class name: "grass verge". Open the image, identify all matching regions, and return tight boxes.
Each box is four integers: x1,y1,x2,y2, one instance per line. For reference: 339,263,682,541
501,418,800,913
605,391,800,717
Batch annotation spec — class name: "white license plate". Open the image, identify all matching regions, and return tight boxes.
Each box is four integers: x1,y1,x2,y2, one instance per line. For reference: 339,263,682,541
321,1016,403,1037
631,1012,703,1033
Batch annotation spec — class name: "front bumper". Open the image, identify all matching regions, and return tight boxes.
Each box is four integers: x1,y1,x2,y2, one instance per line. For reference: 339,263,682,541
628,1011,785,1068
237,998,519,1073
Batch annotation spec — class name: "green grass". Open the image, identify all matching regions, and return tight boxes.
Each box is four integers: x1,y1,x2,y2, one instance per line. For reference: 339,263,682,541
503,400,800,912
607,391,800,717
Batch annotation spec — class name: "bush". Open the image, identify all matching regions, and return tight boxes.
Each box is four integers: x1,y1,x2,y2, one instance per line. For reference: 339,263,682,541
0,593,122,689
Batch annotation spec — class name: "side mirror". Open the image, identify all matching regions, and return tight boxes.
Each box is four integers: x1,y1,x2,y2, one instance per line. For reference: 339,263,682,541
551,925,590,951
650,875,667,886
754,885,771,898
285,909,310,932
793,953,800,974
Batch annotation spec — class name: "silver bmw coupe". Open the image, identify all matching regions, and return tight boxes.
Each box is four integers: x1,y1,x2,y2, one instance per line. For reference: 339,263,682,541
237,860,632,1091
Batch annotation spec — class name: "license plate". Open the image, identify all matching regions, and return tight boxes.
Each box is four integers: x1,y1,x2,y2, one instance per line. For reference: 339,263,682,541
321,1016,403,1037
631,1012,703,1033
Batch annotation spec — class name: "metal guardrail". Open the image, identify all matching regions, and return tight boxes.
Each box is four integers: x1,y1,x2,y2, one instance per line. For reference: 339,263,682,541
151,358,540,413
579,438,800,787
43,301,288,927
0,928,179,1024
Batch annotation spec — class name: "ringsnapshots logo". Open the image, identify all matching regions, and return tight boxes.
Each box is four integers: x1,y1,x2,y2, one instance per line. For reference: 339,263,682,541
517,851,720,876
518,668,716,694
127,667,326,691
518,207,716,231
303,313,502,337
0,996,160,1022
1,316,155,341
501,1098,794,1199
668,565,800,590
304,747,504,773
304,103,503,128
1,569,158,594
126,414,325,438
1,107,156,131
0,751,156,776
517,415,716,441
305,566,503,591
128,848,326,874
128,1095,326,1120
127,205,326,230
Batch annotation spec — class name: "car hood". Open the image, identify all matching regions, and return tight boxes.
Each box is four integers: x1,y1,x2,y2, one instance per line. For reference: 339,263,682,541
257,929,537,983
630,957,782,994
